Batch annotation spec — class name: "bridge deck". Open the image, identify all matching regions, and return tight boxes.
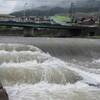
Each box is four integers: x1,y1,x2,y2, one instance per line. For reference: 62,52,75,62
0,21,98,29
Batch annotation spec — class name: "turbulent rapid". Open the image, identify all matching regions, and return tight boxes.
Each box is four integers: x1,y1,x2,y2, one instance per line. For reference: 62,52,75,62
0,38,100,100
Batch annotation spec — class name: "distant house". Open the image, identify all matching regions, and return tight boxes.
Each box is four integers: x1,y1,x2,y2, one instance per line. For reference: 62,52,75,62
0,14,15,21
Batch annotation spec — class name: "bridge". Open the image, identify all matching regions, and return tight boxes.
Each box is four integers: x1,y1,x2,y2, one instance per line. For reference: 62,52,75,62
0,21,98,36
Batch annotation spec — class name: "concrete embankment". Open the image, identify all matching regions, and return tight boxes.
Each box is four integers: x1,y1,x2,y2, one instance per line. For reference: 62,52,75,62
0,82,9,100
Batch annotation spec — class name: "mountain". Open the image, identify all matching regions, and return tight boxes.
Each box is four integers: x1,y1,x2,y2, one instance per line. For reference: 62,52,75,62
10,7,67,16
10,0,100,16
36,6,52,11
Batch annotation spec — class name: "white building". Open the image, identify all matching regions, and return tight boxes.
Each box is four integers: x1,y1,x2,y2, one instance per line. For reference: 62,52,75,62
0,14,15,21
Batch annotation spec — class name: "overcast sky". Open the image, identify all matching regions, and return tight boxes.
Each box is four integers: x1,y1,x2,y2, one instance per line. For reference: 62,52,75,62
0,0,98,14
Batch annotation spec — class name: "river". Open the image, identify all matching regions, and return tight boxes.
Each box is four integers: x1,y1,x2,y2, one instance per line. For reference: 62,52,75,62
0,36,100,100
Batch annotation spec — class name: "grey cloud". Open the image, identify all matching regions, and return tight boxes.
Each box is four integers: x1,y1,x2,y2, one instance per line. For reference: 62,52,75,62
0,0,99,14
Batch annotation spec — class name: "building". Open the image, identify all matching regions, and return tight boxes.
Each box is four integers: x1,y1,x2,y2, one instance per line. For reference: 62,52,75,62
0,14,15,21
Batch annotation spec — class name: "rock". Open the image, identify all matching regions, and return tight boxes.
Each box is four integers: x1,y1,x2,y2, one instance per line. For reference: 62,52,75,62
0,82,9,100
0,82,3,89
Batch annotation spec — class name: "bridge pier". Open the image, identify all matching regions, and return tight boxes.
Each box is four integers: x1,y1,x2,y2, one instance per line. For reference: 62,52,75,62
81,27,98,36
23,27,36,37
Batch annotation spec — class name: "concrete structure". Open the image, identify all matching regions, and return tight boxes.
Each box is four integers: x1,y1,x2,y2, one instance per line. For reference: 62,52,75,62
23,27,35,36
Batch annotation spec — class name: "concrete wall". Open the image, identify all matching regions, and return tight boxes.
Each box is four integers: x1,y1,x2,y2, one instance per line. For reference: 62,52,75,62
0,27,99,37
0,29,23,35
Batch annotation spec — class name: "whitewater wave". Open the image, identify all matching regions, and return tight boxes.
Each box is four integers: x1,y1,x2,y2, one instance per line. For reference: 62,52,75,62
5,81,100,100
0,43,100,100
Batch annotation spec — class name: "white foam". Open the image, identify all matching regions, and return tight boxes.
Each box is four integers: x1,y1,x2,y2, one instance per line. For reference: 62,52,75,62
0,50,52,64
65,63,100,86
5,81,100,100
93,59,100,64
0,43,41,52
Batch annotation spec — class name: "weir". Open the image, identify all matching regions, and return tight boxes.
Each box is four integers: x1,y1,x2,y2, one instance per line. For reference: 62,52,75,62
0,37,100,62
0,37,100,100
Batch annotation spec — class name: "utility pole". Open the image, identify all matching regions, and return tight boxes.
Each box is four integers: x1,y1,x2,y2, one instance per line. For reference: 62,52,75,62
70,3,75,17
24,3,27,22
70,3,75,22
99,6,100,28
51,9,53,16
67,9,69,16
